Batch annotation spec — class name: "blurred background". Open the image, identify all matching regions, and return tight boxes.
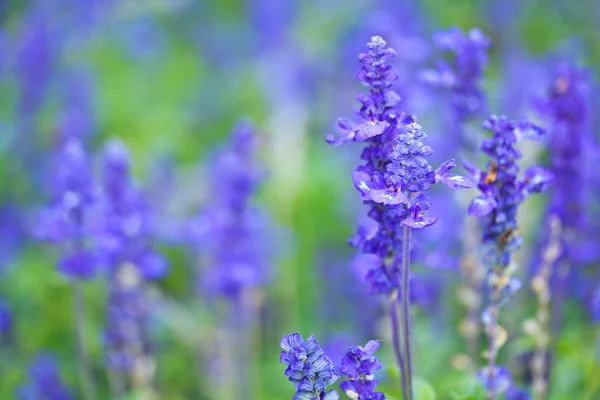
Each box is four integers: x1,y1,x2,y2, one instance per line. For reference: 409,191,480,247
0,0,599,399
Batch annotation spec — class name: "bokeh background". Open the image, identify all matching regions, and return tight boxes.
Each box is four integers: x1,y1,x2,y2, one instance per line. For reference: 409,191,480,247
0,0,599,399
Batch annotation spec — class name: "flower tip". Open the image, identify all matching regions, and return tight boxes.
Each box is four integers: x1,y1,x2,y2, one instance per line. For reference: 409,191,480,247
369,36,387,49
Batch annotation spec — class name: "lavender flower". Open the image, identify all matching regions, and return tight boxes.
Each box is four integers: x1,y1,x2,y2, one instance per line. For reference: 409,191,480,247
17,353,73,400
280,332,340,400
189,120,270,300
466,115,553,399
328,36,472,295
33,133,98,399
33,136,98,279
535,63,598,326
421,27,490,123
99,140,167,392
327,35,473,400
339,340,386,400
590,287,600,324
0,298,12,340
477,366,529,400
15,7,56,117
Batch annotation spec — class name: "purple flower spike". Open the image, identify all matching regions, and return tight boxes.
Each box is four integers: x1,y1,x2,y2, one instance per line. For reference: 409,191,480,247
327,36,474,400
99,139,167,382
435,159,476,189
339,340,386,399
422,27,491,121
468,115,552,260
33,136,98,279
469,115,552,398
280,332,340,400
17,353,73,400
190,120,272,301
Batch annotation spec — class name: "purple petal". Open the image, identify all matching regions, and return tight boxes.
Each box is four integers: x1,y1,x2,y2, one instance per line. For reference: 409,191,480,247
325,131,355,146
362,340,380,354
438,173,476,189
468,195,496,216
385,90,402,107
515,118,546,141
354,120,388,141
523,166,554,192
280,332,303,352
369,188,406,205
352,253,382,282
435,159,456,176
401,214,438,229
351,170,372,199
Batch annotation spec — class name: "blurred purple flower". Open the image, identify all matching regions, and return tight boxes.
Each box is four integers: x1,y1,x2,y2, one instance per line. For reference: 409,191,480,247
99,139,167,376
0,298,12,339
421,27,490,123
535,62,600,324
17,353,73,400
339,340,386,400
190,120,272,301
468,115,552,397
33,136,99,279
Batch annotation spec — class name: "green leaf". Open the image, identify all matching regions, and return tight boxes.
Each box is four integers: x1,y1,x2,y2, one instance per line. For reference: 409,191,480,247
414,377,437,400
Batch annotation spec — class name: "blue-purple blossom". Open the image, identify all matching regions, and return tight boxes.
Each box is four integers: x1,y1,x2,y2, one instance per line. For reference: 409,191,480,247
535,63,599,322
14,7,57,117
99,140,167,374
280,332,340,400
17,353,73,400
477,367,528,400
590,287,600,324
189,120,271,300
468,115,553,396
467,116,553,268
339,340,386,400
0,298,12,339
421,27,490,122
537,63,591,231
327,36,473,295
33,136,98,279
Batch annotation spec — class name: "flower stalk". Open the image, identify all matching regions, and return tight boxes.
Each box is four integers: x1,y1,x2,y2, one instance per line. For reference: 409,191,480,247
526,217,561,400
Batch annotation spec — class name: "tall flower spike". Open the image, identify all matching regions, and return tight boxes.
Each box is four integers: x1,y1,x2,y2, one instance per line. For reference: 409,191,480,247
327,36,474,400
189,119,271,300
535,62,598,328
99,140,167,394
466,115,553,399
280,332,340,400
32,135,99,399
34,136,98,278
420,27,490,122
339,340,386,400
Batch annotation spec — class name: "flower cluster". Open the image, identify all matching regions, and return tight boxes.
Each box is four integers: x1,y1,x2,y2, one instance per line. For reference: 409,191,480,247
467,115,553,397
17,353,73,400
33,136,98,279
535,63,600,323
339,340,385,400
477,366,528,400
467,115,553,270
280,333,340,400
189,120,271,300
420,27,491,121
327,36,472,295
99,140,167,376
538,63,591,230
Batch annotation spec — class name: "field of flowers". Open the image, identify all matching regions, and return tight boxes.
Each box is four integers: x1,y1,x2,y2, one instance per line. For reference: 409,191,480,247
1,1,599,399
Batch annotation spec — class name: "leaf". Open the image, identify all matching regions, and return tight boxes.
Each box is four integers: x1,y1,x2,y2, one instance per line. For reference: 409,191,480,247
414,377,437,400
